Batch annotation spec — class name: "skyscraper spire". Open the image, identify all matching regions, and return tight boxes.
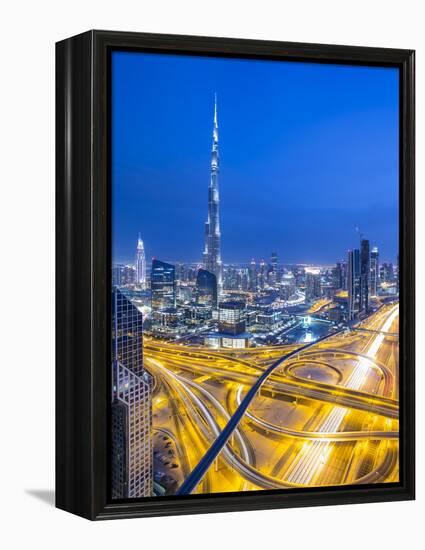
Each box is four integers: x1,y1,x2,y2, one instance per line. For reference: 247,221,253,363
203,95,223,296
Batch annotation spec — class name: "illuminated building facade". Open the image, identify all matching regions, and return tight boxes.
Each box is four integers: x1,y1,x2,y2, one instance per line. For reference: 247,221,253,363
151,259,176,311
249,259,257,291
258,259,266,289
280,272,296,301
218,301,246,335
205,301,251,348
111,288,153,499
268,251,278,285
380,262,394,283
370,246,379,296
135,234,146,287
203,95,223,295
348,249,361,320
154,307,184,328
257,309,281,329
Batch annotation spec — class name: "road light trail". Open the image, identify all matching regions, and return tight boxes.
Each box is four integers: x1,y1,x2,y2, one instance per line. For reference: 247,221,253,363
148,358,258,491
176,328,343,495
146,304,399,493
145,348,398,417
235,385,398,441
284,305,399,485
160,353,397,491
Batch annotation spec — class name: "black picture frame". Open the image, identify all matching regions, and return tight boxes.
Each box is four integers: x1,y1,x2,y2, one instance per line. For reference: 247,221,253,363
56,29,415,520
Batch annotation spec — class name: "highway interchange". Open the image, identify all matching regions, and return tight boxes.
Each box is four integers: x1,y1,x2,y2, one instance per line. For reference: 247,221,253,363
146,303,399,494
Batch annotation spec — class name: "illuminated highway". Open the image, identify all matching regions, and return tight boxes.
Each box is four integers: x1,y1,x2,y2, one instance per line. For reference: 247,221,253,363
146,303,399,494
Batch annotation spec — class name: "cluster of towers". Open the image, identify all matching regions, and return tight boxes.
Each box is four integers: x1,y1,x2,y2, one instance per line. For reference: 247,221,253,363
248,253,279,292
110,95,399,498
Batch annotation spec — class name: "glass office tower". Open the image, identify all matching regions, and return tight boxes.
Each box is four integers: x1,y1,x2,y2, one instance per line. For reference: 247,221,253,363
360,239,370,313
370,246,379,297
111,288,153,499
196,268,218,308
151,259,176,311
348,249,361,320
218,301,246,335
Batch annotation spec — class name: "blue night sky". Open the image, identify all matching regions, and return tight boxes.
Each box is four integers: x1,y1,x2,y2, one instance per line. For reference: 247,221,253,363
111,51,399,265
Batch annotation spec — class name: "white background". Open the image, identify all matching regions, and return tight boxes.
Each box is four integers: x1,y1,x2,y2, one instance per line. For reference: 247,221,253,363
0,1,422,548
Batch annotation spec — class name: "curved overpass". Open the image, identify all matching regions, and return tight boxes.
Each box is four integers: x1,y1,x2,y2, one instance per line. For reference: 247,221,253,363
176,329,343,495
146,350,399,419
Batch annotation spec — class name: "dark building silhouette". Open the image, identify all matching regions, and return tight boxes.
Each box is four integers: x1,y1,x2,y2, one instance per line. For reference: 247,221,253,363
360,239,370,313
258,260,266,290
249,259,257,292
332,265,342,289
196,268,217,308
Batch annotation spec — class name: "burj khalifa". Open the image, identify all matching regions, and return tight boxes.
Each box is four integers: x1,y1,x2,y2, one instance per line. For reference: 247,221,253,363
203,95,223,295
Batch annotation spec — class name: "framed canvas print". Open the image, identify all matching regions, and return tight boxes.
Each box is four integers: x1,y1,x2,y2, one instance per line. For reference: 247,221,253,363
56,30,415,520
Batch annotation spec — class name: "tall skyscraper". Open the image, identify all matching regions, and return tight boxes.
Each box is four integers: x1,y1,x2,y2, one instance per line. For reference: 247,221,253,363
269,251,278,285
370,246,379,297
203,95,223,295
135,234,147,287
348,249,361,320
258,259,266,289
151,259,176,311
332,264,343,289
360,239,370,313
111,288,153,499
249,259,257,292
335,260,348,290
380,262,394,283
196,268,217,308
112,264,123,287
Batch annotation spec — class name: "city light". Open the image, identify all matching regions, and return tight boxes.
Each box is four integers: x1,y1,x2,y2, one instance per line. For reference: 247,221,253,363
111,61,399,498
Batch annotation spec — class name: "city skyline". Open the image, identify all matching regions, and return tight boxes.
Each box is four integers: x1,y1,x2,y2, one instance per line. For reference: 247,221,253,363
112,51,399,265
110,50,400,499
